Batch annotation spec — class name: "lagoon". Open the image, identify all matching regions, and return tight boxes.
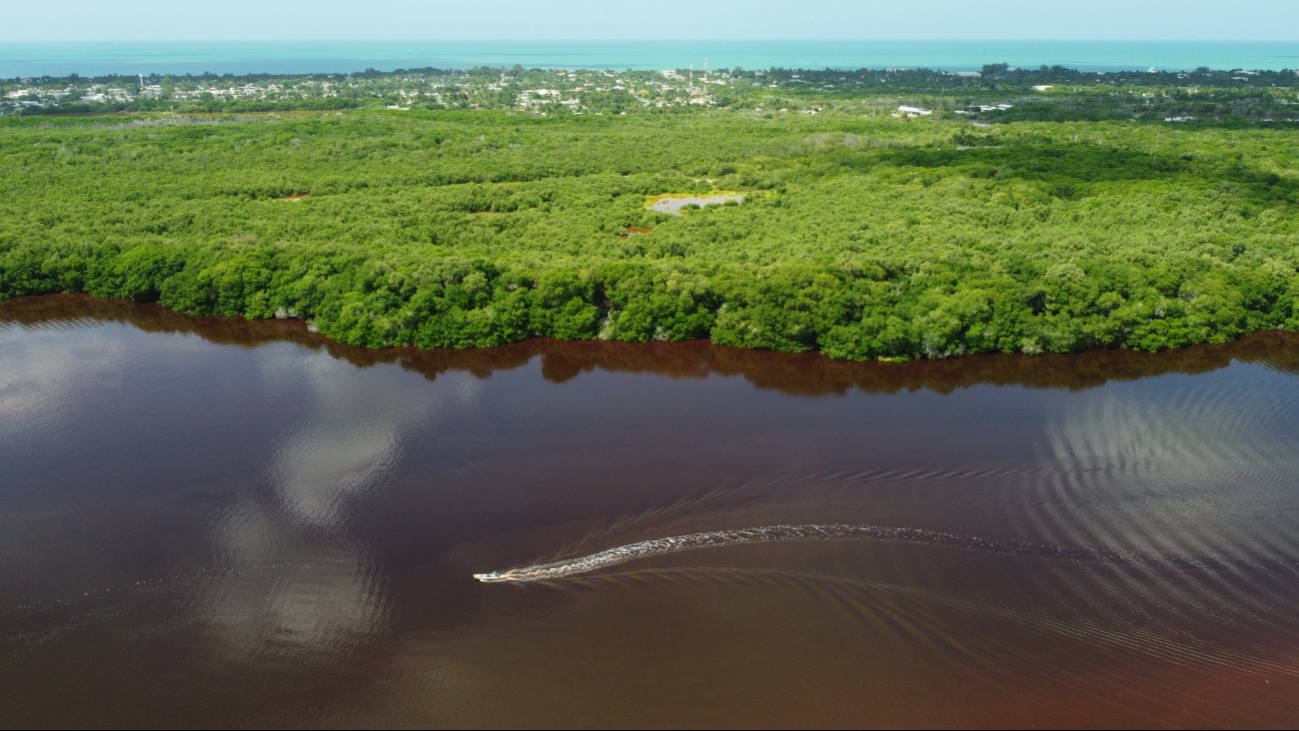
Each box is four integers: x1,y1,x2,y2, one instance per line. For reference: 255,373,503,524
3,294,1299,726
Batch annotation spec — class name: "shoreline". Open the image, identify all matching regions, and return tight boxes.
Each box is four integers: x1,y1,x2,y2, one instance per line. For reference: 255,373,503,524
5,293,1297,396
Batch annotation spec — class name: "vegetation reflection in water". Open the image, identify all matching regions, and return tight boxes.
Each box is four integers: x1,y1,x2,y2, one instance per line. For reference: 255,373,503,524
6,294,1299,396
6,295,1299,726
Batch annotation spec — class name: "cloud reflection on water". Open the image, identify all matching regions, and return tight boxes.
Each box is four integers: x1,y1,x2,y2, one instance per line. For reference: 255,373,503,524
9,298,1299,726
0,320,126,445
200,354,479,659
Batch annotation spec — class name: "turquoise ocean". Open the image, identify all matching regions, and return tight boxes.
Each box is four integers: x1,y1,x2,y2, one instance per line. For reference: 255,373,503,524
4,40,1299,78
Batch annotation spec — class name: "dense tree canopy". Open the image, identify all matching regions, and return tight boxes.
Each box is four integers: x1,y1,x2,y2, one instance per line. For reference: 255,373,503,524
2,107,1297,360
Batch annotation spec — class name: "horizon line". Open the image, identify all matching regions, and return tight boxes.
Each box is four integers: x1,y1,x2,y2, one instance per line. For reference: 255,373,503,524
5,37,1299,43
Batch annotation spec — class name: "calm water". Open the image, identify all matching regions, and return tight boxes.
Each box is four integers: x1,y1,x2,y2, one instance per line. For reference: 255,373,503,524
6,40,1299,77
4,294,1299,727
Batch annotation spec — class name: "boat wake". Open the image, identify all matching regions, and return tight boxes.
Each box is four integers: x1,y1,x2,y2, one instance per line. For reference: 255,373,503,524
473,523,1122,582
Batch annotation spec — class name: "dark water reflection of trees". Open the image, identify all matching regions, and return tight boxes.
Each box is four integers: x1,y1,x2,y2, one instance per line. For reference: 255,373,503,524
8,294,1299,395
8,293,1299,727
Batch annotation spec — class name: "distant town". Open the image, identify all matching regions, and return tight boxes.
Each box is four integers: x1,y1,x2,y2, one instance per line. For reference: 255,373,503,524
3,64,1298,123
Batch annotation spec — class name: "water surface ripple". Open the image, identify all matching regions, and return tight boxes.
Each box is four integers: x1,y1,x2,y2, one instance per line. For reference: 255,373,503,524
3,295,1299,727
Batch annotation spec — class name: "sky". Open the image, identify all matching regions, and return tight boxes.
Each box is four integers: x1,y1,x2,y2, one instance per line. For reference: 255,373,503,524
5,0,1299,42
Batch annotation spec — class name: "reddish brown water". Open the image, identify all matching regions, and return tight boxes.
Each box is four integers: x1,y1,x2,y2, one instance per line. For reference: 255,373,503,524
4,295,1299,728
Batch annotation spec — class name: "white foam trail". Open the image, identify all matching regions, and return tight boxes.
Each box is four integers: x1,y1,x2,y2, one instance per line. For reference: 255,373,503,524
473,524,1119,582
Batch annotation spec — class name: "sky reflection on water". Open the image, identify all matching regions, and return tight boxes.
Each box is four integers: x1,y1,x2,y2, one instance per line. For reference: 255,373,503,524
3,295,1299,727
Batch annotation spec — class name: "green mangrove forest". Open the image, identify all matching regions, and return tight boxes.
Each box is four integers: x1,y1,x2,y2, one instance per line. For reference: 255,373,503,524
3,91,1299,360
